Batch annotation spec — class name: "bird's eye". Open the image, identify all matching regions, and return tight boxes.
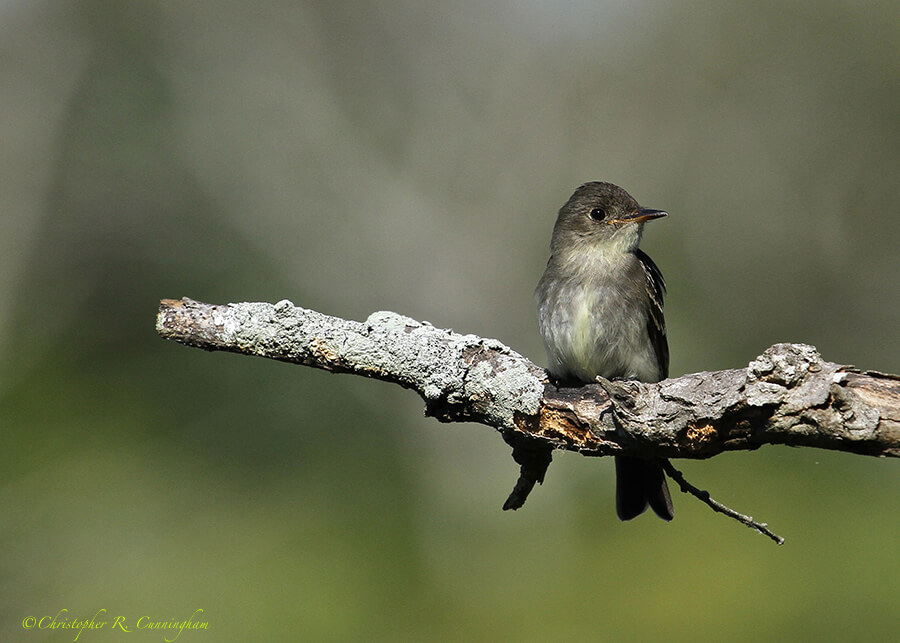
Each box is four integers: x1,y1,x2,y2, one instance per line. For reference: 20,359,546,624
589,207,606,221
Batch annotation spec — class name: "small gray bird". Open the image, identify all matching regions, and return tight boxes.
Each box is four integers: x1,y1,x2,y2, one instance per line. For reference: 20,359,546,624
536,181,673,520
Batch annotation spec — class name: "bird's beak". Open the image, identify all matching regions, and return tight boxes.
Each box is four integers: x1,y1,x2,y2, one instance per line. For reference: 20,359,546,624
608,209,668,225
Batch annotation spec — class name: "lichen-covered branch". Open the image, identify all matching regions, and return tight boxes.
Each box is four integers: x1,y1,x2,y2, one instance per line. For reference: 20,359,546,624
157,298,900,460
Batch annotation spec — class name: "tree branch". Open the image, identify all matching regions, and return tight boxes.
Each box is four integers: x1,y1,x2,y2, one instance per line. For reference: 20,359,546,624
156,298,900,543
156,298,900,462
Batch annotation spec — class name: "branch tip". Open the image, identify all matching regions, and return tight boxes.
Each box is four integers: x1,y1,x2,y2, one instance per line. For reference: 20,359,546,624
662,461,785,545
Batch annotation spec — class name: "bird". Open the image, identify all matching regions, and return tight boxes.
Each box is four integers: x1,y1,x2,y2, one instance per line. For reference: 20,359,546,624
535,181,673,521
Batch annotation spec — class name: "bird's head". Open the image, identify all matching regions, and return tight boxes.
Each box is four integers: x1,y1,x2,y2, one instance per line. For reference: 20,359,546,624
550,181,667,257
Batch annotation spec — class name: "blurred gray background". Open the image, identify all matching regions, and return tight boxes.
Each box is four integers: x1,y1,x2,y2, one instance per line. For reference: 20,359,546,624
1,0,898,641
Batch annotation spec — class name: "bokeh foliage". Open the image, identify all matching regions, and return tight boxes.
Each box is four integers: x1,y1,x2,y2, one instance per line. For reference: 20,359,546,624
1,1,897,640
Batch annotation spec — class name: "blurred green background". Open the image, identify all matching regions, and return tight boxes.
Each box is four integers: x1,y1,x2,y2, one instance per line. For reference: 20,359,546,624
2,1,898,641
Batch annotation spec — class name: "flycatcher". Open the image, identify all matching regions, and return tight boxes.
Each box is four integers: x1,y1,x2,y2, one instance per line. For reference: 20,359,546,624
536,181,674,520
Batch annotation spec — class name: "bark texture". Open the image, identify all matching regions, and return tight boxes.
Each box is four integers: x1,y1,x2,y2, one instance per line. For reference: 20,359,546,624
156,298,899,460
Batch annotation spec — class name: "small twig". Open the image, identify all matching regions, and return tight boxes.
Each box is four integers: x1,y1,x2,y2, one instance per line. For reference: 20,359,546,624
501,432,553,511
662,461,785,545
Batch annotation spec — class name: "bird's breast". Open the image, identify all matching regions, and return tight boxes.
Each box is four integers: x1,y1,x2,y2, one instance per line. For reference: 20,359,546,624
537,267,660,383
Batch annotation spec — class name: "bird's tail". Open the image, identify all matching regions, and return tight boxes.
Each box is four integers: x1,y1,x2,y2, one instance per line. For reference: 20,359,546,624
615,456,674,521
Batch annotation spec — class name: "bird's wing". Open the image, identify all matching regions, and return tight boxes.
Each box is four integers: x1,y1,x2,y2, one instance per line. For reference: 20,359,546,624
636,249,669,380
